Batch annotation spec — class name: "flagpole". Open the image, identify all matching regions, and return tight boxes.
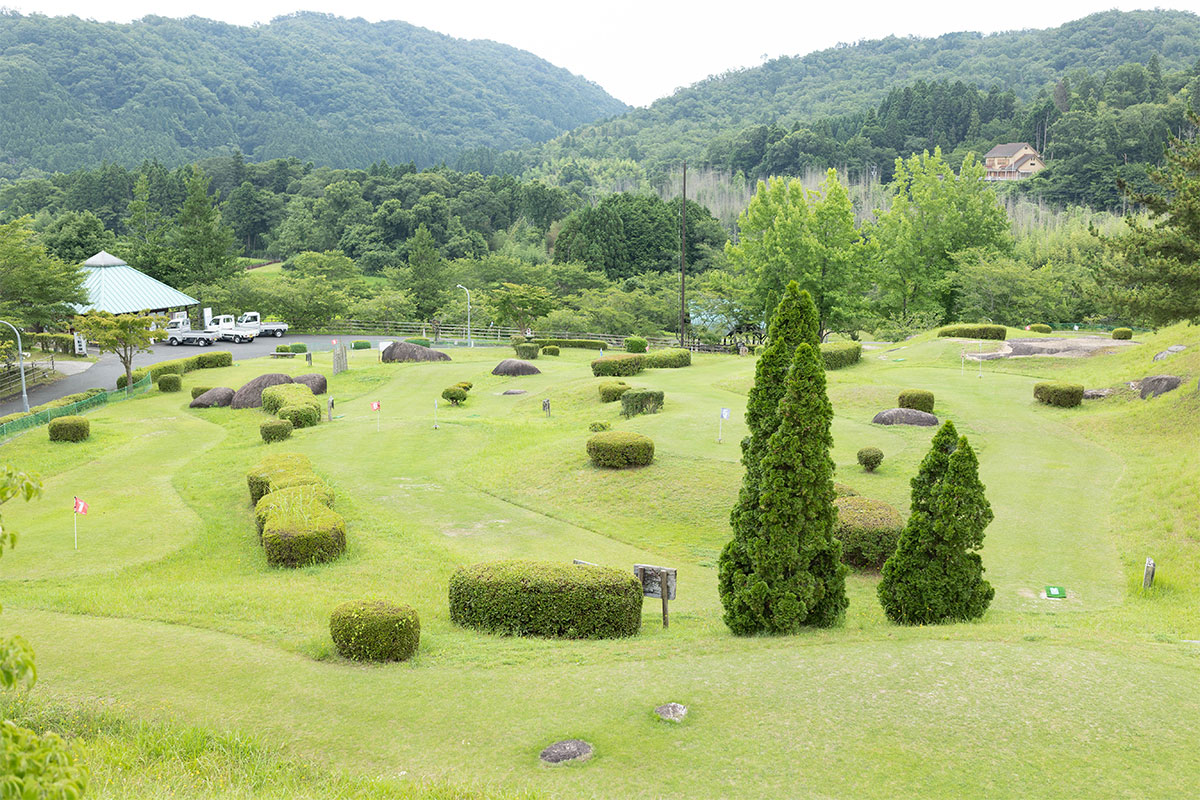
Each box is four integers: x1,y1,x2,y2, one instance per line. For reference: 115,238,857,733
73,496,78,551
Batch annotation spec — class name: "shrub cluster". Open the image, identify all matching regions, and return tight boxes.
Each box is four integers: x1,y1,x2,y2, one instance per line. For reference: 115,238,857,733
857,446,884,472
510,334,526,345
540,345,560,356
620,388,664,417
448,560,642,639
191,386,213,399
624,336,648,353
591,353,645,377
1112,327,1133,340
513,343,540,360
36,332,75,354
275,344,292,353
643,348,691,368
262,384,319,415
351,340,371,349
937,324,1007,340
441,386,468,405
587,431,655,468
598,380,631,402
405,337,431,348
330,599,420,661
48,415,89,442
254,483,335,537
835,496,905,570
260,418,294,443
898,389,935,413
248,453,345,567
289,343,307,353
456,381,473,390
1029,323,1052,334
589,421,611,432
530,338,607,351
246,452,323,504
158,374,182,392
1,389,106,426
1033,381,1084,408
279,404,320,428
116,352,233,388
820,341,862,370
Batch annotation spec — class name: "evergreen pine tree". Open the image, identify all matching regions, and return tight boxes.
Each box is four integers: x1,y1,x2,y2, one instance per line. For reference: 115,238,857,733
170,166,239,291
878,429,994,625
719,339,846,633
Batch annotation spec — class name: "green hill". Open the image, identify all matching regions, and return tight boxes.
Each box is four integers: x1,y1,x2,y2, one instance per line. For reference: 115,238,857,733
0,11,628,173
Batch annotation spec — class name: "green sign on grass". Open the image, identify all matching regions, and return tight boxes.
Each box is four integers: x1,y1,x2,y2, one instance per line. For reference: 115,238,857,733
1045,585,1066,599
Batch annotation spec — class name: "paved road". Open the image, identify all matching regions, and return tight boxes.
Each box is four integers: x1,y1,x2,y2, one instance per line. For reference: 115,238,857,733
0,334,404,417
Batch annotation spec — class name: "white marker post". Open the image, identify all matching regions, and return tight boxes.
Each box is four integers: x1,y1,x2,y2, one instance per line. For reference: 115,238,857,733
719,407,730,443
433,399,439,430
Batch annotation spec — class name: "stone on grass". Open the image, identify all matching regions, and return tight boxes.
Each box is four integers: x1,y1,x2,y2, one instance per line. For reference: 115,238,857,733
871,408,939,427
293,373,327,395
539,739,592,765
189,386,235,408
1140,375,1182,399
231,374,293,409
1082,388,1114,400
655,702,688,722
1168,345,1187,353
502,389,528,395
382,342,451,363
492,359,540,376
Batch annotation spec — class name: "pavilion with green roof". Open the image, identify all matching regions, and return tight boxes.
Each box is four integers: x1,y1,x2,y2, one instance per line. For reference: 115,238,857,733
73,251,198,315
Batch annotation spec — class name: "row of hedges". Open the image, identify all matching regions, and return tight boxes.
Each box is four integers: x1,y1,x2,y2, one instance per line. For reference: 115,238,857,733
247,453,345,567
592,353,644,377
35,332,75,354
530,338,608,351
820,341,862,370
0,388,106,425
449,560,642,639
116,351,233,389
937,324,1007,340
621,388,663,418
1034,381,1084,408
643,348,691,368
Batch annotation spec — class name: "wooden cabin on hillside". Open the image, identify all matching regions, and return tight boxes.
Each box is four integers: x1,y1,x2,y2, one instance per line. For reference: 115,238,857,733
983,143,1046,181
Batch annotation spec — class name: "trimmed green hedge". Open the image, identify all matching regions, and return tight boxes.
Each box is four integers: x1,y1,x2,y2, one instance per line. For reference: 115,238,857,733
35,332,75,354
857,446,883,472
330,599,420,661
351,340,371,349
158,374,182,392
1034,381,1084,408
643,348,691,368
591,353,645,377
530,338,607,351
937,324,1007,340
598,380,631,402
289,343,308,353
48,416,89,442
279,403,320,428
116,352,233,389
834,496,904,570
254,484,335,537
1,388,107,425
1029,323,1052,334
455,381,473,391
624,336,648,353
441,386,467,405
820,341,862,370
541,345,560,356
898,389,934,413
1112,327,1133,340
514,343,540,359
405,337,431,348
448,560,642,639
246,453,321,504
260,418,293,443
589,421,611,432
261,384,319,416
191,386,213,399
262,502,346,567
587,431,654,468
275,344,291,353
620,388,664,417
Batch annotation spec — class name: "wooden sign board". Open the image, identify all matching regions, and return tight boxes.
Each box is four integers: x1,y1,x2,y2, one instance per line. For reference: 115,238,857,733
634,564,676,600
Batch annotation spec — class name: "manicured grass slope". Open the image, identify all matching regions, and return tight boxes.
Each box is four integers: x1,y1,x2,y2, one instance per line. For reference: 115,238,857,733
1,332,1198,797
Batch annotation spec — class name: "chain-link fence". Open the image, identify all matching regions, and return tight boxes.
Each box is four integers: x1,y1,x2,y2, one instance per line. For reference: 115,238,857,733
0,372,153,443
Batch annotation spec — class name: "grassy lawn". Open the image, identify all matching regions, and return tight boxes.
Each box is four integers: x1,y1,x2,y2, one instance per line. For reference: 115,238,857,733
1,329,1198,797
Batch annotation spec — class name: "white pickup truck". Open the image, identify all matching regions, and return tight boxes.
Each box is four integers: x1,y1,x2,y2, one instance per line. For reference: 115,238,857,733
206,315,258,344
236,312,289,338
164,319,219,347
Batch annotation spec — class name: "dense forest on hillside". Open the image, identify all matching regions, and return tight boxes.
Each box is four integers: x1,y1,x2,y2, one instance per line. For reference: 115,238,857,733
0,11,627,175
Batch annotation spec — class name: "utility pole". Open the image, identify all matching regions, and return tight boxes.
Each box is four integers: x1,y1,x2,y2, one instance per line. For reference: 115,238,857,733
679,160,687,349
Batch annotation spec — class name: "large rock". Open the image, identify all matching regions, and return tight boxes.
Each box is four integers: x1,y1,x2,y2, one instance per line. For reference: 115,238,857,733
539,739,592,765
189,386,234,408
293,373,327,395
655,703,688,723
492,358,540,376
1140,375,1182,399
1082,388,1115,400
231,374,293,409
871,408,939,426
381,341,451,363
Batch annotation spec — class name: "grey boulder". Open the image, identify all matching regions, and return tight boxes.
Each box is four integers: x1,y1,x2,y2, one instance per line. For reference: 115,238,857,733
189,387,235,408
1140,375,1182,399
872,408,939,426
539,739,592,765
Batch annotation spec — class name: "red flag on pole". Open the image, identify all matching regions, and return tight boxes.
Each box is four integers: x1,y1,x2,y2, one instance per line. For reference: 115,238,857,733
371,401,380,411
74,496,89,515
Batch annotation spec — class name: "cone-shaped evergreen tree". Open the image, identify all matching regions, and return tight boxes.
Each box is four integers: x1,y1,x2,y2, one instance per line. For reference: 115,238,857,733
719,281,820,625
907,420,958,519
878,433,994,624
719,342,847,633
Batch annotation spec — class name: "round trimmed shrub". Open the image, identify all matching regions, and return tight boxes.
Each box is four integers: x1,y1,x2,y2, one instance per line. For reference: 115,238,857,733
158,374,182,392
598,380,631,402
405,337,431,348
275,344,291,353
351,340,371,349
541,345,560,356
624,336,648,353
48,416,89,442
587,431,654,468
898,389,934,413
834,496,904,569
260,418,294,443
1029,323,1052,334
514,342,540,360
449,560,642,639
190,385,213,399
510,334,527,345
279,403,320,428
442,386,467,405
857,446,884,472
1034,381,1084,408
1112,327,1133,340
289,342,308,354
330,599,420,662
589,421,611,432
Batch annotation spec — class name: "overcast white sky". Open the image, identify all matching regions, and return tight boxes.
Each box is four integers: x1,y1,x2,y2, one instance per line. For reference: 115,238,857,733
6,0,1200,106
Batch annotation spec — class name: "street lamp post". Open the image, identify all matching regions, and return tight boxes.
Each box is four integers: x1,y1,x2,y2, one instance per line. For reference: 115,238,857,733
456,284,472,347
0,320,30,413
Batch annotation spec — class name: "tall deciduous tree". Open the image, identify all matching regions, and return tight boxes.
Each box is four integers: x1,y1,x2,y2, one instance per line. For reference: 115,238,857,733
488,283,556,332
74,311,165,392
170,167,239,292
38,210,116,265
1100,111,1200,325
0,218,87,331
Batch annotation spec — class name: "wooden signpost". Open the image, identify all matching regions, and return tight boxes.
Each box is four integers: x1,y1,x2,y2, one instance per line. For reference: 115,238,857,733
1143,557,1156,589
635,564,677,628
